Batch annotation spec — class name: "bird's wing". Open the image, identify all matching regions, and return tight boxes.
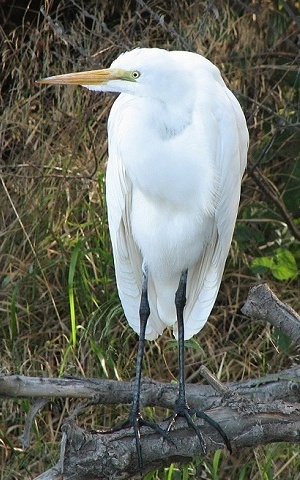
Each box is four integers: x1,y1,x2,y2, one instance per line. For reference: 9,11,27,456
182,85,248,340
106,95,164,340
106,102,141,335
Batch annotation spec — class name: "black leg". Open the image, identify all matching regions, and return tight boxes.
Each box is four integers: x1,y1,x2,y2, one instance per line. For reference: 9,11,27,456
128,268,151,469
176,269,189,409
167,269,232,453
106,268,175,469
130,268,149,421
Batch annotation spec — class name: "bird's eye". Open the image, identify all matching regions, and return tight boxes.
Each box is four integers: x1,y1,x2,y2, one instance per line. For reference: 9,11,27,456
131,71,140,79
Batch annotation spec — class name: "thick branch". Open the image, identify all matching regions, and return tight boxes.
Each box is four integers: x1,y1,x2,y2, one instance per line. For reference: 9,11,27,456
2,366,300,410
3,367,300,480
241,283,300,343
35,402,300,479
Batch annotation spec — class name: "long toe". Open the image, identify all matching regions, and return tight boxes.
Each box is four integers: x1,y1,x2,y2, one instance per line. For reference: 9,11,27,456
103,411,176,470
140,417,176,445
166,407,206,453
190,408,232,453
166,405,231,454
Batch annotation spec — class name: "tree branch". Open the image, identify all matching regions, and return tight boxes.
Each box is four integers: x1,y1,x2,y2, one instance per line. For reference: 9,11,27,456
241,283,300,342
1,366,300,411
35,401,300,480
2,284,300,479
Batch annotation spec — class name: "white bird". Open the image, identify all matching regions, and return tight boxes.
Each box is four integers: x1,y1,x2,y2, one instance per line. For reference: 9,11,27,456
39,47,248,466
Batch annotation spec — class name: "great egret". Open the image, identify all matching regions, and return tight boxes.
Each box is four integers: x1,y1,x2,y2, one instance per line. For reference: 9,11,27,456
39,47,248,467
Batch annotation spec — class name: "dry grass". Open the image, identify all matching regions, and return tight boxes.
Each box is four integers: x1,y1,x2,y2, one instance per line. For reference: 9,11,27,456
1,1,300,478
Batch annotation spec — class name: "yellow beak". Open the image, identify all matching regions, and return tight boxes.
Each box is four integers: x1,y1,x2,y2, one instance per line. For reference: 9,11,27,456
37,68,132,86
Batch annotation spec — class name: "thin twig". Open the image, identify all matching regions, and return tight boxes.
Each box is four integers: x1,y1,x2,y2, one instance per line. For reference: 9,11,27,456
247,161,300,242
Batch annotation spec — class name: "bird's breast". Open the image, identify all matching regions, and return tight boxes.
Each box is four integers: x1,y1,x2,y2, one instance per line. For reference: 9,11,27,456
116,99,217,216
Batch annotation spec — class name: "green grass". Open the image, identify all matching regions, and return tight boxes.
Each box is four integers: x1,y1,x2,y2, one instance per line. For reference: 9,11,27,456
1,1,300,479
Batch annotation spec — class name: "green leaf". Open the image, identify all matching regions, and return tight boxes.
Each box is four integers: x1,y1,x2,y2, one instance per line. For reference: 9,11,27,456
251,256,274,275
251,248,298,280
68,239,86,348
272,248,298,280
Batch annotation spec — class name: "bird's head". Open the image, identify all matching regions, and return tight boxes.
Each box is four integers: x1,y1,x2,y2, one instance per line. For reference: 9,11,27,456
37,48,193,101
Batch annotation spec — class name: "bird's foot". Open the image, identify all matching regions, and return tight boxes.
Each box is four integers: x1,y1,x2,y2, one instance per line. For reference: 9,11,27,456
104,409,176,470
166,401,231,454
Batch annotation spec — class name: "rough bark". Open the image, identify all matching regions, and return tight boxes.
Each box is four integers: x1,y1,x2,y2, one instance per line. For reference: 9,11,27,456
35,402,300,480
241,283,300,342
2,366,300,412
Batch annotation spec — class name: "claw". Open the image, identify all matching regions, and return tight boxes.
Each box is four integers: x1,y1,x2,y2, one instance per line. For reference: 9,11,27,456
103,410,176,470
166,404,231,454
191,408,232,453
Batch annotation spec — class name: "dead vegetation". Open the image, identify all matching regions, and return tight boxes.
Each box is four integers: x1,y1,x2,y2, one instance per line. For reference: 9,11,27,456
1,0,300,478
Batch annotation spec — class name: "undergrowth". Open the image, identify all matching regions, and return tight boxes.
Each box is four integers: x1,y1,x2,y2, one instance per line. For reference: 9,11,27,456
1,0,300,479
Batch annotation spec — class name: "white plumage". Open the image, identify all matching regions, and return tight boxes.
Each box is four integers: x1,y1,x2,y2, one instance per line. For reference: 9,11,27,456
105,48,248,340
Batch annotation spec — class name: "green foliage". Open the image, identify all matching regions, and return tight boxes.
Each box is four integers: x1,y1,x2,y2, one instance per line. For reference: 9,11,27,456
251,248,298,280
68,239,84,349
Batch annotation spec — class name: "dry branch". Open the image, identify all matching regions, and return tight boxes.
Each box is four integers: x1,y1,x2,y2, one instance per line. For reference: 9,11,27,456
36,403,300,480
1,366,300,410
241,283,300,342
